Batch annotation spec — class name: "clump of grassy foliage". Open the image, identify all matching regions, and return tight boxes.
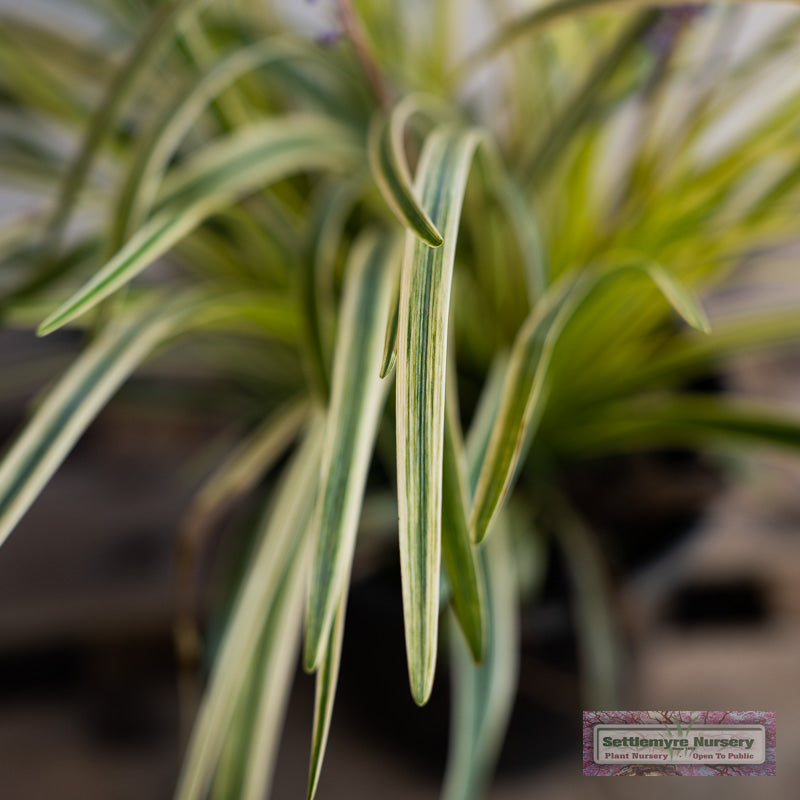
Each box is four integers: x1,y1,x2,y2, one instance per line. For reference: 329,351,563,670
2,1,800,798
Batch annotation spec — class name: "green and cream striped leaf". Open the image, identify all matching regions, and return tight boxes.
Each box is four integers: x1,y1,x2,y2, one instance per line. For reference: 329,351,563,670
368,96,444,247
442,515,520,800
211,525,311,800
301,178,368,401
304,232,399,671
43,0,210,248
187,402,310,531
176,400,310,668
0,297,204,549
38,115,359,335
237,530,313,800
175,418,325,800
441,371,486,663
396,126,482,705
465,354,512,494
307,594,346,800
112,37,318,244
469,260,710,544
379,262,401,378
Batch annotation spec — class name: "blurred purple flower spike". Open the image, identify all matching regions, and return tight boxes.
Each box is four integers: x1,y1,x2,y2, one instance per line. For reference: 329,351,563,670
316,28,343,47
645,4,706,57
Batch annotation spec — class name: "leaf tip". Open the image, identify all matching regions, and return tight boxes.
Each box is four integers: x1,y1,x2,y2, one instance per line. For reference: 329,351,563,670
302,633,322,674
695,311,712,335
379,350,396,379
466,627,486,665
425,228,444,248
36,318,57,337
407,643,437,706
468,510,489,546
410,675,434,707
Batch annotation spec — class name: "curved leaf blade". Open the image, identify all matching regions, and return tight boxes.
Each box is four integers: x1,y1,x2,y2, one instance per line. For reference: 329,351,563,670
113,37,318,245
0,300,193,549
211,521,311,800
307,595,346,800
238,533,312,800
175,419,325,800
301,178,366,401
396,126,481,705
469,260,709,544
379,260,401,378
442,516,521,800
38,115,359,335
43,0,208,248
368,97,444,247
441,373,486,663
304,232,399,671
175,400,310,669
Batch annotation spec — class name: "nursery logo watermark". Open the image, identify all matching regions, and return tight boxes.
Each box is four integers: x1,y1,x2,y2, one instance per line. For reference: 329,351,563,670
594,723,765,764
583,711,776,776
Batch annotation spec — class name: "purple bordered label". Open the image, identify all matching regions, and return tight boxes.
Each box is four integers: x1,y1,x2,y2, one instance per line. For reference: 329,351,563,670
582,711,776,776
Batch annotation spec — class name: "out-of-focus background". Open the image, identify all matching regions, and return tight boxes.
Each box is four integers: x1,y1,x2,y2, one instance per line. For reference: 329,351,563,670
1,1,800,798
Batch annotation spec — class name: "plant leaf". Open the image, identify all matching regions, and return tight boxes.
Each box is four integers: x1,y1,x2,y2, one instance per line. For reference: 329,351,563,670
112,37,319,245
307,594,346,800
304,232,399,670
379,260,401,378
396,126,482,705
175,400,310,670
43,0,209,249
558,395,800,455
368,96,444,247
489,167,548,303
441,353,522,800
550,494,623,708
441,370,486,663
211,519,311,800
0,297,204,549
301,178,367,401
38,115,359,335
442,515,521,800
469,259,709,544
459,0,800,76
521,11,658,185
238,532,313,800
175,417,325,800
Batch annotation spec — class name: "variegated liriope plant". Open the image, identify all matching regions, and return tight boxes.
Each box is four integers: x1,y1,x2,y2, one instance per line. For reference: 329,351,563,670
2,0,800,797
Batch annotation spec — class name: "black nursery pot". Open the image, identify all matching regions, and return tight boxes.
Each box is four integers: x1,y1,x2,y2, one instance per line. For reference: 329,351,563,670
336,443,725,778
